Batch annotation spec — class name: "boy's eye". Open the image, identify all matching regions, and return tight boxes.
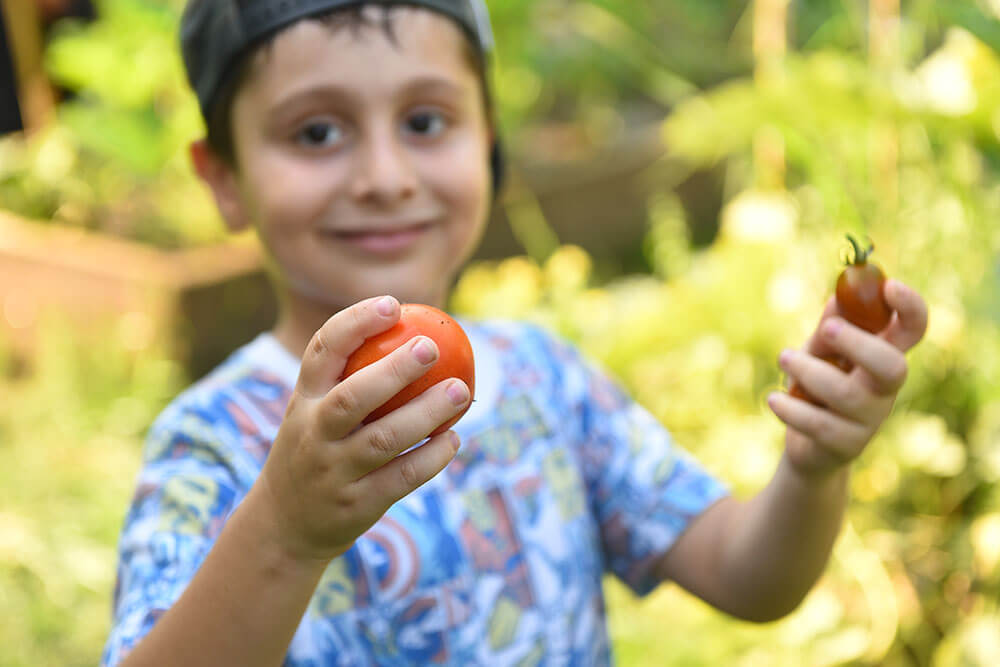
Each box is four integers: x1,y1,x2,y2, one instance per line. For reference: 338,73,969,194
405,111,446,136
296,121,343,148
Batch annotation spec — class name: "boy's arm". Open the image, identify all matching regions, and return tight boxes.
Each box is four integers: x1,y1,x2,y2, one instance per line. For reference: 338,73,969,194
116,297,470,666
655,457,848,622
117,484,331,667
656,280,927,622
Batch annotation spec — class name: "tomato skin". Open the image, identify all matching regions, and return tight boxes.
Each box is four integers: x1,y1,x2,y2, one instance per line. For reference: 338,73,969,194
836,262,891,334
341,304,475,437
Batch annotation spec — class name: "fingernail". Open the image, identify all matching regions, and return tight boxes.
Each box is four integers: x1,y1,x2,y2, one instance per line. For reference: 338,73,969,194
824,319,843,339
767,392,780,409
449,431,461,455
779,349,794,368
376,296,397,317
447,380,470,406
412,337,437,365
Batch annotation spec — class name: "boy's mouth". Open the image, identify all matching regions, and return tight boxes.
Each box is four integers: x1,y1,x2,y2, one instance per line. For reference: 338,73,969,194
321,222,433,255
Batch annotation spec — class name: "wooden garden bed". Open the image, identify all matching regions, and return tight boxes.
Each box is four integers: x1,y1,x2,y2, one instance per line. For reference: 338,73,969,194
0,210,275,378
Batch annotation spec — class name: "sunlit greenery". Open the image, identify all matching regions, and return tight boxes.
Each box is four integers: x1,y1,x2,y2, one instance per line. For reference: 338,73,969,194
0,316,185,667
3,0,1000,665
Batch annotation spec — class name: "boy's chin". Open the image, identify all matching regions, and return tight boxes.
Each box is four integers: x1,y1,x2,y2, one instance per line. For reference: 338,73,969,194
304,284,449,312
377,286,448,309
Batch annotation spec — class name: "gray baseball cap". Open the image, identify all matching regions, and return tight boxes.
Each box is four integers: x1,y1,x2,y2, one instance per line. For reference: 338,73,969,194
179,0,504,190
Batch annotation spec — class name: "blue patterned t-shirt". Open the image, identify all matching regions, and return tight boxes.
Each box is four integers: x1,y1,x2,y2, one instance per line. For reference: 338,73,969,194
103,320,729,666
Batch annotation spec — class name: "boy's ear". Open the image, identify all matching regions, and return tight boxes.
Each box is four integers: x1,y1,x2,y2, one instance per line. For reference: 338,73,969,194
189,139,252,233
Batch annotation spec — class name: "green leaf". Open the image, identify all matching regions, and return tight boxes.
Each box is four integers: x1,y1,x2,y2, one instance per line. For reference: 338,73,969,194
58,103,169,174
937,0,1000,55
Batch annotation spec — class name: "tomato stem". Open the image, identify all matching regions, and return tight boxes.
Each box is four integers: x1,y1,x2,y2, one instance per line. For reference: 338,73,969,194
845,234,873,265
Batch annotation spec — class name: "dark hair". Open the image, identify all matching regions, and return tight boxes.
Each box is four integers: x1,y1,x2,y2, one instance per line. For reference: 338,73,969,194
204,5,495,167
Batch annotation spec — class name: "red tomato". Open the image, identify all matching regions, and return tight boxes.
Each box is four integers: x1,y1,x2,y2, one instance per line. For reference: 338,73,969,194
836,235,892,335
341,304,475,437
789,235,893,405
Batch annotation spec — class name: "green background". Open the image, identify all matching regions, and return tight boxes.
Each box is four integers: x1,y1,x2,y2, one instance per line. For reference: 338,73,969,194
2,1,1000,664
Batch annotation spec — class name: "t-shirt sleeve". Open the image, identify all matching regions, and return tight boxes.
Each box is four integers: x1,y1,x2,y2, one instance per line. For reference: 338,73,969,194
541,329,730,596
102,407,244,666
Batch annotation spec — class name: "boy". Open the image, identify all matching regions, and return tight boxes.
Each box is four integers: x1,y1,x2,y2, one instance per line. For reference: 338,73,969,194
104,1,929,665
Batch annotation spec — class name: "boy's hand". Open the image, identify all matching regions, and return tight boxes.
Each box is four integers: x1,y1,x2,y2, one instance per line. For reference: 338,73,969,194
769,279,928,477
252,296,470,564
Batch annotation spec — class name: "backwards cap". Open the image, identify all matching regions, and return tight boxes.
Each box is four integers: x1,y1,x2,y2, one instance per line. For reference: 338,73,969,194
179,0,504,190
181,0,494,118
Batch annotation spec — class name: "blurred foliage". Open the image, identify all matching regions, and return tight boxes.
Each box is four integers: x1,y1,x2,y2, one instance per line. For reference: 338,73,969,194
0,0,880,248
4,0,1000,666
0,0,219,248
0,315,185,666
0,0,972,247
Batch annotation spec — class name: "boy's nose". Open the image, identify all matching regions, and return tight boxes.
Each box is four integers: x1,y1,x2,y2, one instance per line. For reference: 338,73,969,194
350,129,418,205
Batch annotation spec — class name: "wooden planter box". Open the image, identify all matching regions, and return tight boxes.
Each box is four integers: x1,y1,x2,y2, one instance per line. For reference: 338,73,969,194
0,210,276,379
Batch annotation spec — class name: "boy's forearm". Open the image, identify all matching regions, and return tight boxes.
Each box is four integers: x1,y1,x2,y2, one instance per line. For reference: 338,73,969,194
660,454,849,622
716,454,849,620
118,485,330,667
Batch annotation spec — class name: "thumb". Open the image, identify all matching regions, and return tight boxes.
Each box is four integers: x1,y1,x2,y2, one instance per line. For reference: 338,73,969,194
881,279,928,353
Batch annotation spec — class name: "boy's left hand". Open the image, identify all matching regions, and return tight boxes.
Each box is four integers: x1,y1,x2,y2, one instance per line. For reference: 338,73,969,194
769,279,929,477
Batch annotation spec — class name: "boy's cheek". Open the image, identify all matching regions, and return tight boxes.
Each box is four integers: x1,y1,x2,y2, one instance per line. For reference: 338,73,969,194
244,154,338,219
422,143,491,200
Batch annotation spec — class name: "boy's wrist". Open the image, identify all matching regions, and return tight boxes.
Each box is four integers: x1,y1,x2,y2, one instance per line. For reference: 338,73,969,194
238,477,342,576
779,449,851,494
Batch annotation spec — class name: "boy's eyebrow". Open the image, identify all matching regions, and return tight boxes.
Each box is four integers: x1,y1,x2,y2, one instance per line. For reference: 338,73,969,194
266,76,470,119
398,76,468,98
266,83,362,119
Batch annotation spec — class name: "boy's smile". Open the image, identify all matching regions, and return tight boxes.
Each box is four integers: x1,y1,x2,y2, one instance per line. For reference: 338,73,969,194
195,6,494,356
319,218,436,256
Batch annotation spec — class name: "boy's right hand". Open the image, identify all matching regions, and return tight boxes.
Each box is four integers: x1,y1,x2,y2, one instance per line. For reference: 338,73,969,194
252,296,470,564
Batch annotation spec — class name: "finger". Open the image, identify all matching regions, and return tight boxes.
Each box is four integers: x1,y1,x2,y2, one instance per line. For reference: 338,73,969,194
355,430,460,506
768,391,870,463
780,348,863,416
345,378,471,479
880,279,928,353
805,296,841,357
317,335,439,437
817,317,908,395
297,295,400,398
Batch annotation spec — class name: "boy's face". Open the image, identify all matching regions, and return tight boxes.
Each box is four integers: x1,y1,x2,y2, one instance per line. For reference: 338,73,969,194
201,7,493,316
